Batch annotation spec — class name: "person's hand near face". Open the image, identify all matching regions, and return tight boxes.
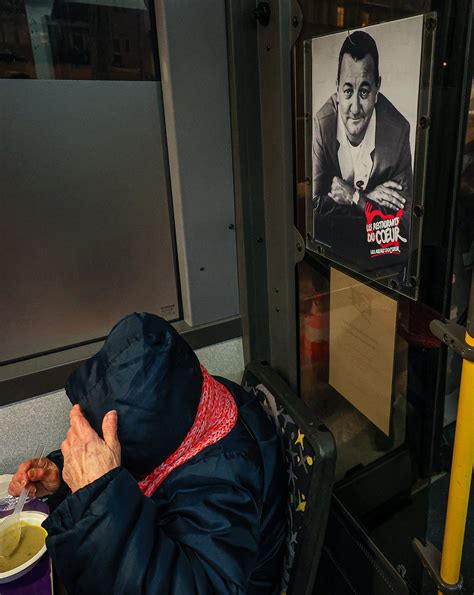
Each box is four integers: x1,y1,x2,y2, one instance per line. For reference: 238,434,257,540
337,53,380,147
61,405,121,493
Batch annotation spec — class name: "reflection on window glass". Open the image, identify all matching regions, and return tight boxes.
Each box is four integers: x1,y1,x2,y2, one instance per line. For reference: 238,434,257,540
0,0,159,80
336,6,344,27
360,10,369,27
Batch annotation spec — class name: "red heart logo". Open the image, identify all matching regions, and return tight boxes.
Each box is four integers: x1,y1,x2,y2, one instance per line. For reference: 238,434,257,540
365,202,404,255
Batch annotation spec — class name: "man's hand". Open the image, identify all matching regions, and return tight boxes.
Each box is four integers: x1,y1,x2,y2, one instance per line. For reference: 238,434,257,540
9,457,61,498
366,181,406,211
61,405,121,493
328,176,354,205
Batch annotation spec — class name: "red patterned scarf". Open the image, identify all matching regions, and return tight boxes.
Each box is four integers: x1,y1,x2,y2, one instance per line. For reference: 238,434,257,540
138,365,238,497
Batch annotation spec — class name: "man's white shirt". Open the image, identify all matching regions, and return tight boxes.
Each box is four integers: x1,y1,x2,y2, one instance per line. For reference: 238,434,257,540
336,108,376,191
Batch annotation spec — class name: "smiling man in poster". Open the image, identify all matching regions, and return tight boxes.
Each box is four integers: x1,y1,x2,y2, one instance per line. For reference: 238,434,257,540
312,29,413,271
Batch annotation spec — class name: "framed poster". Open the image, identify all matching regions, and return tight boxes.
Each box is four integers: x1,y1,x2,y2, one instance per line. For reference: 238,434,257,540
305,14,436,299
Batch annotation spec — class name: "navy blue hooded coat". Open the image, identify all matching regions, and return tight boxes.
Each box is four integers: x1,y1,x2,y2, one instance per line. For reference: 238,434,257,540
43,313,287,594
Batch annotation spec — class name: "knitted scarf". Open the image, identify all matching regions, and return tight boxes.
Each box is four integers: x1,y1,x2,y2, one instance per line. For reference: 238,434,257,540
138,365,238,497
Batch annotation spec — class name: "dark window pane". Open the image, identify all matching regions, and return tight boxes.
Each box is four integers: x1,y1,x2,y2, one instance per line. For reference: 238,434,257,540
0,0,159,80
0,0,36,79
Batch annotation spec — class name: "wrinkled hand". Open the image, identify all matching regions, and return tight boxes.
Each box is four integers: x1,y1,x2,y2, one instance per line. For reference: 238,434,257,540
8,457,61,498
366,181,406,211
328,176,354,205
61,405,121,493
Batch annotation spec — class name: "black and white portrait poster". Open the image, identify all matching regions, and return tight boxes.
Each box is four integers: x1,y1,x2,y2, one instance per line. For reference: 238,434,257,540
310,16,424,277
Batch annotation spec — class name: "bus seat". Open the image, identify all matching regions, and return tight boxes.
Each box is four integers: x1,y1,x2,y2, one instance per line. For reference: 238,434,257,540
242,362,336,595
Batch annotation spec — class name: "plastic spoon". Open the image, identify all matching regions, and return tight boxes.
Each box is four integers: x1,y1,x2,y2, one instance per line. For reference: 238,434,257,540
0,446,46,558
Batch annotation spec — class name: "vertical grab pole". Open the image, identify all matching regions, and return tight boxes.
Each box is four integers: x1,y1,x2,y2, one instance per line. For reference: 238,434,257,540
414,286,474,595
438,274,474,594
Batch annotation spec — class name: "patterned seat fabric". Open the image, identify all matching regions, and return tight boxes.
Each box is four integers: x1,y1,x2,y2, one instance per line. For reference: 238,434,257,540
243,382,315,595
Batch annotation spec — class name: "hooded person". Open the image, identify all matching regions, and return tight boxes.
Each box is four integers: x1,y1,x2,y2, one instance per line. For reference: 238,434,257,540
8,313,287,594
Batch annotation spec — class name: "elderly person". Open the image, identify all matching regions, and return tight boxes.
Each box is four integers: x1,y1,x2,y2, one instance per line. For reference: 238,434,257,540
9,313,287,594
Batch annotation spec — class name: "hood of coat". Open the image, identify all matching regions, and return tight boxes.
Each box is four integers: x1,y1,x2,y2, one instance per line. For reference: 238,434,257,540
65,313,203,479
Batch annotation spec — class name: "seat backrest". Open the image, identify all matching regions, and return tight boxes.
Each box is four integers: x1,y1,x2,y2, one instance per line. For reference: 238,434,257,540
242,362,336,595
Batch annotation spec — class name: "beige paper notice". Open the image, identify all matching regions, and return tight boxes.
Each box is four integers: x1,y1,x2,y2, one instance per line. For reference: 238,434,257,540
329,268,397,435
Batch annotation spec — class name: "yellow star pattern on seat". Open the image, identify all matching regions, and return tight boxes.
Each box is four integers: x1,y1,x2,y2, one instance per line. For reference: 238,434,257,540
295,429,304,448
296,492,306,512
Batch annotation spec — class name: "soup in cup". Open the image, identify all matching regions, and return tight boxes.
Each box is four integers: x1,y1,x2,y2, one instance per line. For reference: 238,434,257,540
0,510,48,584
